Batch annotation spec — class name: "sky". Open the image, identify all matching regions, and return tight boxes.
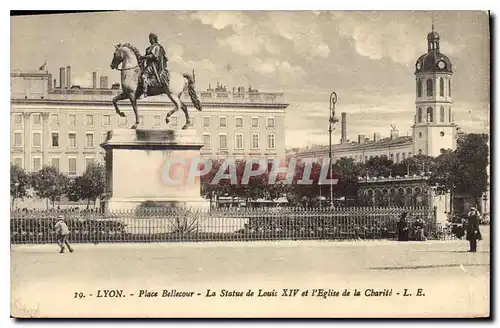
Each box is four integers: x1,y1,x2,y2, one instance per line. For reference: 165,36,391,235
10,11,490,148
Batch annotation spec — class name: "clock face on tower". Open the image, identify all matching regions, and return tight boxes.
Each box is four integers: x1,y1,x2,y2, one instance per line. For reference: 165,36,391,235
437,61,446,69
416,61,422,70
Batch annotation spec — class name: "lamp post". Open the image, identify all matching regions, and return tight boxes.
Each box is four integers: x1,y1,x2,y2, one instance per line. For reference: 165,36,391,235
329,92,338,208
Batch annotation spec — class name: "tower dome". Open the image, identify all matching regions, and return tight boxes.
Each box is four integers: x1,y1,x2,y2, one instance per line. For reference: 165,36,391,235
415,26,452,74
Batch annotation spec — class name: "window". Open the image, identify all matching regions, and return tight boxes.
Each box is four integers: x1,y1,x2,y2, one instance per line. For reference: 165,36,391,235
51,132,59,147
68,133,77,148
102,132,108,143
448,79,451,97
402,153,406,160
267,117,275,128
235,117,243,128
396,153,400,163
439,77,444,97
440,131,445,137
51,157,60,171
153,115,161,127
32,157,41,172
32,132,41,147
69,114,76,126
426,79,433,97
417,79,422,97
14,158,22,168
51,114,59,126
449,107,452,122
68,158,77,175
85,157,94,169
235,133,243,149
171,117,178,127
203,116,210,127
203,134,211,148
85,133,94,148
440,106,445,122
426,107,433,123
119,116,127,127
13,133,22,147
14,114,22,125
85,114,94,126
103,115,111,126
419,132,423,138
418,149,423,155
251,117,259,128
390,153,394,162
219,116,227,128
219,134,227,149
418,107,422,123
267,133,276,149
252,133,260,149
32,114,41,125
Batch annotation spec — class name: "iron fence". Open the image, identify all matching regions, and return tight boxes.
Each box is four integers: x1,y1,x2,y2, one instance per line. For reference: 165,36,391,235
10,206,453,244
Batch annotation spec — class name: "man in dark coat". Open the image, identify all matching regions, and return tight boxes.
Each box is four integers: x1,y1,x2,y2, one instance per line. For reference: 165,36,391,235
397,212,409,241
466,207,482,252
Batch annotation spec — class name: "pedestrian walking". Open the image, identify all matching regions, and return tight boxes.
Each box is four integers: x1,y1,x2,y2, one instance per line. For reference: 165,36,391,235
55,215,73,253
466,207,482,252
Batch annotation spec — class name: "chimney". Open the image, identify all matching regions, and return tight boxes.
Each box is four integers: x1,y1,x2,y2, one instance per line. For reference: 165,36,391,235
59,67,66,88
390,128,399,140
66,65,71,88
341,112,347,144
373,133,381,143
92,72,98,89
358,134,365,144
100,75,109,89
48,73,52,89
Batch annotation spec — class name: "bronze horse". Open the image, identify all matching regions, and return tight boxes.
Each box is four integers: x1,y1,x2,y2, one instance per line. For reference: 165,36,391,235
110,43,202,129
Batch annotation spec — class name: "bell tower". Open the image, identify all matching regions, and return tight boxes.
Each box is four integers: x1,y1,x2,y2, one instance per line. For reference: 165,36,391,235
413,25,457,157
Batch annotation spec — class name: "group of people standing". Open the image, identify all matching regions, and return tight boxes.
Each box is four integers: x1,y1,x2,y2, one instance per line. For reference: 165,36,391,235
397,207,483,252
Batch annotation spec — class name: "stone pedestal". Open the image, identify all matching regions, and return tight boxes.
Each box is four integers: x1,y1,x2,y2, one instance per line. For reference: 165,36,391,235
101,129,209,212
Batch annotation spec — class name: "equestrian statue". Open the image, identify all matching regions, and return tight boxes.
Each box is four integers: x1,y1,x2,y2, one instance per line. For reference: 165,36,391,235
110,33,202,130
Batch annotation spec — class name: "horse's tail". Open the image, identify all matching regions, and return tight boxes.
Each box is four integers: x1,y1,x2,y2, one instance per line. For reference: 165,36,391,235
182,73,202,111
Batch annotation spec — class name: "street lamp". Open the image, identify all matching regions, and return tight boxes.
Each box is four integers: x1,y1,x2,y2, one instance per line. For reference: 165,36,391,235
329,92,338,208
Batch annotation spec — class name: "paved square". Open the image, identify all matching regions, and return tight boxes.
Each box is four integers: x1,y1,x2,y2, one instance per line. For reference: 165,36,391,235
11,228,490,318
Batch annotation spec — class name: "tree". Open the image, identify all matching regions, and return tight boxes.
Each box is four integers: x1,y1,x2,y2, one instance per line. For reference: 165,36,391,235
10,163,30,209
454,133,488,201
31,166,69,208
429,133,489,211
68,162,106,208
392,155,436,177
332,157,362,198
365,156,394,177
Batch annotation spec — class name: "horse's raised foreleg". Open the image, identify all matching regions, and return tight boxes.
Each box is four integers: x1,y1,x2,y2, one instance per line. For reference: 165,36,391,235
129,93,139,129
112,93,128,117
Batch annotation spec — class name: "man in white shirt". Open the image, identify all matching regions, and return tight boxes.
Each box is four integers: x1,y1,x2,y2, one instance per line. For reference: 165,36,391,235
55,215,73,253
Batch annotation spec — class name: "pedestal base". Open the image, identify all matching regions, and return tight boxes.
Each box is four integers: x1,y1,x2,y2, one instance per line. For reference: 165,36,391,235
102,129,208,212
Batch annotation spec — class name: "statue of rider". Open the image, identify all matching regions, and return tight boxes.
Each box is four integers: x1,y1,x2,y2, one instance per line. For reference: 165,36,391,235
141,33,169,98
